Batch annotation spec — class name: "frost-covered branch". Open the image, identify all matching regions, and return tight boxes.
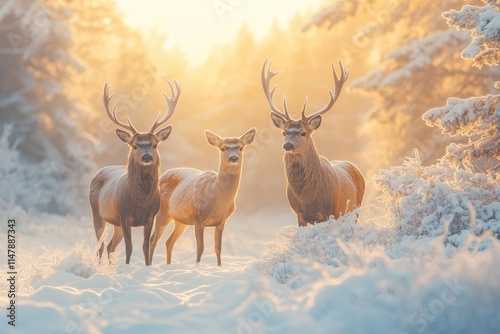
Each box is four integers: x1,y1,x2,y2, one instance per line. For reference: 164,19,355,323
423,94,500,166
443,0,500,67
351,30,469,93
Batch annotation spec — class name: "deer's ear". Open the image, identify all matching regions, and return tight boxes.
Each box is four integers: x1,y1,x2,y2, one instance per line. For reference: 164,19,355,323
116,128,132,144
155,125,173,142
270,112,287,129
205,130,223,147
307,115,322,130
240,127,256,145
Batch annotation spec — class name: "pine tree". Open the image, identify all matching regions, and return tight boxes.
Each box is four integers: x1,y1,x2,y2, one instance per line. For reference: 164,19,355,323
373,0,500,239
305,0,497,174
0,0,93,213
423,0,500,171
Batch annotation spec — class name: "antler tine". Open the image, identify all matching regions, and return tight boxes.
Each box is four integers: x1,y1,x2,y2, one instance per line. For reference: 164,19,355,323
300,96,309,120
283,95,289,116
149,80,181,133
261,58,291,120
302,59,349,121
102,82,138,134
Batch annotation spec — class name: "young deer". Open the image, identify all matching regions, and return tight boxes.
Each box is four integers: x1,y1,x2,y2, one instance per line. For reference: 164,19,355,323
261,59,365,226
89,81,181,265
149,128,256,266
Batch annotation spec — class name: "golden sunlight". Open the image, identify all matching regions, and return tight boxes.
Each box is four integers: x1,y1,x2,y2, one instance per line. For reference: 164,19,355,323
115,0,325,66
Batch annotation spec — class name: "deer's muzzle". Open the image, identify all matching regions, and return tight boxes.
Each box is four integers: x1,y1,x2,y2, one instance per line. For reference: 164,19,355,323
142,154,153,163
283,142,294,151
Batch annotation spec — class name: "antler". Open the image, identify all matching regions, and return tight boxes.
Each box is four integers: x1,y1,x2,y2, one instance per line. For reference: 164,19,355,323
102,82,138,135
301,60,349,121
261,58,291,121
149,80,181,133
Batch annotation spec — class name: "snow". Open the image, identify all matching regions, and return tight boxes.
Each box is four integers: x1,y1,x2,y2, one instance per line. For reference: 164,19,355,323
1,180,499,334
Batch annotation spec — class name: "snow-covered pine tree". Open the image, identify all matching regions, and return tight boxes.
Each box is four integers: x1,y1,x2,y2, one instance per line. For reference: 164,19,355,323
0,0,93,213
305,0,497,173
423,0,500,171
373,0,500,241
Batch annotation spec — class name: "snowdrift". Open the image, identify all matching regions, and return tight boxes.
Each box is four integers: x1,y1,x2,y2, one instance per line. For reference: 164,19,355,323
1,141,499,334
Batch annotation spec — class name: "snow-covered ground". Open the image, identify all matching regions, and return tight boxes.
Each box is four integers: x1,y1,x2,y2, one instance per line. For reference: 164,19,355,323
1,205,499,334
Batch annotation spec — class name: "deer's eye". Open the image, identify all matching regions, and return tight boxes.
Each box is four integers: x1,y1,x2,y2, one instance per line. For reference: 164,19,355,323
153,144,157,149
220,147,226,152
239,147,243,151
301,132,307,137
282,132,286,136
133,145,138,150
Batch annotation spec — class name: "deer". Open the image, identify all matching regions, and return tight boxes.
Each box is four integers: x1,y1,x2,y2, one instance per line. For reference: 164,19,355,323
89,81,181,266
261,59,365,226
148,128,256,266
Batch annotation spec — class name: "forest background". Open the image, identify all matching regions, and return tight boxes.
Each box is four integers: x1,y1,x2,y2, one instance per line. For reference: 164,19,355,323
0,0,497,217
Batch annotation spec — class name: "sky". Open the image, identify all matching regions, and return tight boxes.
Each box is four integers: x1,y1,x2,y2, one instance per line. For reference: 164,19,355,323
116,0,326,66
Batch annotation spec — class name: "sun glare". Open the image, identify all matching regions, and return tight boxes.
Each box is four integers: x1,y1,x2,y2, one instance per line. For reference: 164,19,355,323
115,0,325,66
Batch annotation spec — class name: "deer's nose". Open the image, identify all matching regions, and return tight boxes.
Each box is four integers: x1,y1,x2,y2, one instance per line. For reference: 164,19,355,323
229,156,239,163
283,142,294,151
142,154,153,163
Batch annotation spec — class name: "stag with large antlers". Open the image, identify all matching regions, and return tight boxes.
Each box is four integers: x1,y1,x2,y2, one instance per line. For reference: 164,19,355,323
89,81,181,265
261,59,365,226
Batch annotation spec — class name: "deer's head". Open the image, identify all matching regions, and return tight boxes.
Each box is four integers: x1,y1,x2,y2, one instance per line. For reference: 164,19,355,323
102,81,181,166
205,128,257,167
261,59,348,155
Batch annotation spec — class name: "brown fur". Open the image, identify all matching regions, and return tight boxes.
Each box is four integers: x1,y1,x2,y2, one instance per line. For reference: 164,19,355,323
149,129,256,266
284,138,365,226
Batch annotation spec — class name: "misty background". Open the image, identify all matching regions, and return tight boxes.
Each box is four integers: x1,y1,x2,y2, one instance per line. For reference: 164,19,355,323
0,0,496,217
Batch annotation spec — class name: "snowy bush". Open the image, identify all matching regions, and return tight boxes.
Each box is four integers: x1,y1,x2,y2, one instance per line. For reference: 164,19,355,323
373,150,500,241
256,209,397,287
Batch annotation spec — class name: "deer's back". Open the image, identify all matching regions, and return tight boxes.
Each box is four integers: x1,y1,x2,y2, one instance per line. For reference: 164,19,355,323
160,168,217,224
329,160,365,210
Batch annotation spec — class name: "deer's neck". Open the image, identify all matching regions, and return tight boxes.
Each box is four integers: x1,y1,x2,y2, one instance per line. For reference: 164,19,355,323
214,161,241,201
284,139,326,201
127,156,160,203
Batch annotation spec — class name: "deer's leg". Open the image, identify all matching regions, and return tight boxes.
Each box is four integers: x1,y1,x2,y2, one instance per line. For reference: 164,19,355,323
149,211,171,264
107,226,123,262
91,205,106,259
122,218,133,264
194,223,205,264
297,214,307,227
214,223,225,267
165,221,187,264
142,216,154,266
